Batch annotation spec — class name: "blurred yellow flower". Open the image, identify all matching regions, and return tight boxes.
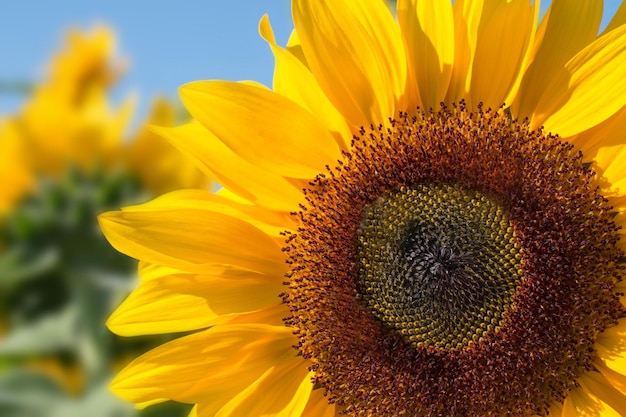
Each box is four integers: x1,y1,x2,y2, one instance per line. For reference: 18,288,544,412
0,120,32,219
19,26,129,175
0,26,209,217
101,1,626,416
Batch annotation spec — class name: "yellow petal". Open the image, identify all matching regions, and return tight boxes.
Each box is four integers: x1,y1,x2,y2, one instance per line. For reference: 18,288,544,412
564,385,623,417
224,304,291,327
561,392,577,417
569,105,626,158
260,15,352,150
532,24,626,136
135,398,169,410
526,6,550,68
593,144,626,199
596,318,626,376
292,0,407,126
213,356,313,417
179,81,340,179
107,272,283,336
138,262,196,281
98,208,285,275
544,401,563,417
258,14,276,44
194,401,224,417
151,122,303,212
110,324,296,404
286,29,308,67
446,0,479,103
397,0,454,109
447,0,536,107
301,388,336,417
470,0,539,109
122,188,296,237
595,359,626,395
513,0,603,120
579,371,626,416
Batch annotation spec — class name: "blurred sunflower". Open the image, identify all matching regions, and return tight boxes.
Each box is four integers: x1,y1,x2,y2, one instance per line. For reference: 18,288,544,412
0,26,209,417
100,1,626,416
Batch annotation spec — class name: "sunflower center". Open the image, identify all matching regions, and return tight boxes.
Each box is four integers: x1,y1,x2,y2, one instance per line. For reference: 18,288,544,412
358,183,522,349
284,104,624,416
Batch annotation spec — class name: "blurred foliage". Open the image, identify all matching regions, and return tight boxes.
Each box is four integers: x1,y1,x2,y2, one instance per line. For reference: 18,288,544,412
0,26,209,417
0,166,190,417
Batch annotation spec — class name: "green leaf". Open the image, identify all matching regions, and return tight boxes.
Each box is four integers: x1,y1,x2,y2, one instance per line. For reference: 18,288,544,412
0,306,76,356
0,373,141,417
0,246,59,287
0,370,66,417
48,380,136,417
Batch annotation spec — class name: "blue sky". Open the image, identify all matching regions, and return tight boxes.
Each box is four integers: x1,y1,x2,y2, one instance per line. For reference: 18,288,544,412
0,1,623,124
0,1,293,119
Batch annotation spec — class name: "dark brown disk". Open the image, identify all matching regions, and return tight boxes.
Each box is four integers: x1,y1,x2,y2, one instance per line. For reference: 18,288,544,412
283,103,624,416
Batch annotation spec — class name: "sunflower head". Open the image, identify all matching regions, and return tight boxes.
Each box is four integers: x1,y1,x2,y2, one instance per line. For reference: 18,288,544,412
285,103,624,415
99,1,626,416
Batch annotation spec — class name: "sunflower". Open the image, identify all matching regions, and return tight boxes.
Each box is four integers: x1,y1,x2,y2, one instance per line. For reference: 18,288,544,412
100,1,626,416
